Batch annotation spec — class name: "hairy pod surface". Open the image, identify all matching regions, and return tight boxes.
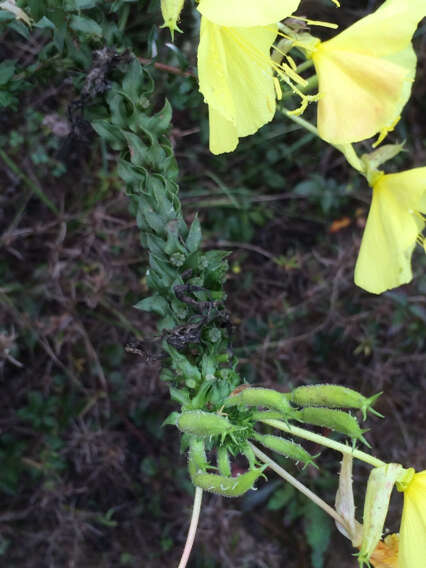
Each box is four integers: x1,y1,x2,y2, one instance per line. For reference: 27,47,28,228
291,384,382,420
253,433,317,468
188,438,208,477
224,387,292,415
192,467,266,497
217,446,232,477
178,410,233,437
293,407,369,444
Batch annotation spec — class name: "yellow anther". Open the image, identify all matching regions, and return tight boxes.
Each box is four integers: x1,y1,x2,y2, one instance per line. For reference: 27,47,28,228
291,15,338,29
273,76,283,100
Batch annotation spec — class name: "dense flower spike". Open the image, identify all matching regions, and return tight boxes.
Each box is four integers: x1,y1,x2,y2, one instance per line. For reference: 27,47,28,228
311,0,426,144
197,1,301,154
398,470,426,568
354,168,426,294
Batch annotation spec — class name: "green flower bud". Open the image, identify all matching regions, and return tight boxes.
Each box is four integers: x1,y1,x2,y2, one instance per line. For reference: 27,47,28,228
253,433,317,469
191,467,266,498
177,410,233,438
293,407,369,445
207,327,221,343
291,384,382,420
160,0,184,40
224,387,292,416
217,446,231,477
170,251,186,267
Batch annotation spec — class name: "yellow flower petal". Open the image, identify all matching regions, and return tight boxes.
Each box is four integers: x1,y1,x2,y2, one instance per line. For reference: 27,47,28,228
314,48,415,144
198,19,277,154
399,471,426,568
197,0,301,27
354,168,426,294
312,0,426,144
208,106,238,155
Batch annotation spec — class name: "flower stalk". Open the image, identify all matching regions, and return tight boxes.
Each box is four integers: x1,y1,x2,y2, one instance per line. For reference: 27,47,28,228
260,418,385,469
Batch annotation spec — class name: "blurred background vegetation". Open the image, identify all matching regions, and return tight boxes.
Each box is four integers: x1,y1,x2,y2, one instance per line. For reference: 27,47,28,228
0,0,425,566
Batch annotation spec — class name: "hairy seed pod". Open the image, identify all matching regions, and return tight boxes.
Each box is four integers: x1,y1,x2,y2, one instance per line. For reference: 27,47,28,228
188,438,207,477
252,410,288,421
242,444,256,469
192,467,266,498
217,446,231,477
290,384,383,420
253,433,317,468
224,388,292,416
177,410,233,438
293,407,369,445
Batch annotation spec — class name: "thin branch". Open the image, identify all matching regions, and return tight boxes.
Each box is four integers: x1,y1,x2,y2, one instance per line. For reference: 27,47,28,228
177,487,203,568
249,443,347,526
260,419,385,468
138,57,195,78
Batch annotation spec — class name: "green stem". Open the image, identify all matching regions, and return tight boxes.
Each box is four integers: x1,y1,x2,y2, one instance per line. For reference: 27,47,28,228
177,487,203,568
260,419,385,469
295,59,314,74
249,443,347,527
281,108,364,173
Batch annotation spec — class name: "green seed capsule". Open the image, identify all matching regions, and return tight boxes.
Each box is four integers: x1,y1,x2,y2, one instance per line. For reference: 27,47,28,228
177,411,234,438
217,446,231,477
253,433,317,468
188,438,207,477
252,410,289,422
293,407,369,445
224,388,292,416
291,384,383,420
242,444,256,470
192,467,266,498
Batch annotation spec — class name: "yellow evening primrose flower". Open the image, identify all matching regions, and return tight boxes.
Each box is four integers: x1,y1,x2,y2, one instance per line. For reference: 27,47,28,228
354,168,426,294
398,470,426,568
197,1,301,154
311,0,426,145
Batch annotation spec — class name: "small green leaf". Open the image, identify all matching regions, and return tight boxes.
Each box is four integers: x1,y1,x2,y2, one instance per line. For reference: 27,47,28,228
134,295,169,316
34,16,55,29
186,215,202,253
70,15,102,36
304,502,332,568
0,61,15,85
